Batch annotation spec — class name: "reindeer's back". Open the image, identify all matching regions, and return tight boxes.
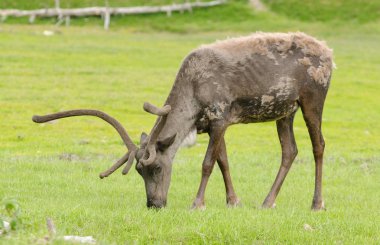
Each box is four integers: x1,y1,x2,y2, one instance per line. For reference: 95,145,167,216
185,32,333,98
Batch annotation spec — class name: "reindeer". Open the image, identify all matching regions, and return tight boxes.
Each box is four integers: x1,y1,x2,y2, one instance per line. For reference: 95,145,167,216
33,32,333,210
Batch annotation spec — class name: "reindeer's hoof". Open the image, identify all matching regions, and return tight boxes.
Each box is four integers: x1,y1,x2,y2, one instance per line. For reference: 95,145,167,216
191,199,206,211
227,196,241,208
261,202,276,209
311,200,326,211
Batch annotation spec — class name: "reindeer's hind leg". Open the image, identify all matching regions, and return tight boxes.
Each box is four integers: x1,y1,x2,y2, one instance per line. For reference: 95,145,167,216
262,112,298,208
299,92,327,211
217,137,240,207
191,121,226,210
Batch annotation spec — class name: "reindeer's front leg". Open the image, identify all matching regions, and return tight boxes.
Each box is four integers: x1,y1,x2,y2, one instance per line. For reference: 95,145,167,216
217,137,240,207
191,122,226,210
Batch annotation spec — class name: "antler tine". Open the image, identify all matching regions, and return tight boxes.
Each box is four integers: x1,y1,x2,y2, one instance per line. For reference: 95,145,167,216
99,152,131,179
32,109,138,177
139,144,157,166
139,102,171,166
143,102,171,116
122,150,137,175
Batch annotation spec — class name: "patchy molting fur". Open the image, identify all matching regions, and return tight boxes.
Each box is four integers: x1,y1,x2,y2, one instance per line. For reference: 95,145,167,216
201,32,334,88
298,57,312,66
204,102,229,120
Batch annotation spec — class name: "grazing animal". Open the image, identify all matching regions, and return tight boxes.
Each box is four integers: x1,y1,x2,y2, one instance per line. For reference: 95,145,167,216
33,32,333,210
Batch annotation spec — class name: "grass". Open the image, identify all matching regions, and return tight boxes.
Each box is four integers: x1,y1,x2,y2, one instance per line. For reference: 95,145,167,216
262,0,380,23
1,14,380,245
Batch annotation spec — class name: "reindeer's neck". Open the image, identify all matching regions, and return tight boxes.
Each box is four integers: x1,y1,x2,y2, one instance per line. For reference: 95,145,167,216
159,78,198,160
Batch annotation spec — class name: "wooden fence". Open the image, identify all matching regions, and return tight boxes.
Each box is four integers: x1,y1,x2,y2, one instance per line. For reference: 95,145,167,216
0,0,226,29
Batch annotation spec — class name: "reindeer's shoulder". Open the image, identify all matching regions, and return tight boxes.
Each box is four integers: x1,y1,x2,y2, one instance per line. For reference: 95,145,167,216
178,47,231,83
183,47,227,67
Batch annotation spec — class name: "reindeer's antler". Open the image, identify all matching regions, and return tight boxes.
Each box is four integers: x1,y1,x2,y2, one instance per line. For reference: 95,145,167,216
139,103,171,166
143,102,171,116
32,109,138,178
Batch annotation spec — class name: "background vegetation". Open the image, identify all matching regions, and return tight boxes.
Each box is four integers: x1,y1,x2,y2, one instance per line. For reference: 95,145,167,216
0,0,379,243
263,0,380,23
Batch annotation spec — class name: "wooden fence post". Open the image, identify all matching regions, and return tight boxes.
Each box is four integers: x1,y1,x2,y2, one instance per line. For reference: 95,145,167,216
29,15,36,23
55,0,63,21
65,16,70,26
104,0,110,30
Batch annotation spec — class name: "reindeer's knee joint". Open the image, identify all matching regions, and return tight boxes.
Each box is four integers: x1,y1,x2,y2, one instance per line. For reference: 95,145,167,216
283,145,298,160
292,147,298,158
202,164,213,176
281,145,297,169
321,139,325,149
313,145,324,158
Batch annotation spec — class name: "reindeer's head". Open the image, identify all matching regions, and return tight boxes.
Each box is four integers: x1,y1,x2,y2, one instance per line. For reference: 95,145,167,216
133,103,177,208
32,102,177,209
135,131,176,208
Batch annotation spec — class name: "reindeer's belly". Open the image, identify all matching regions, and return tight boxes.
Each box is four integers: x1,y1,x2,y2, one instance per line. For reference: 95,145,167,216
195,95,299,133
230,96,299,124
227,72,301,123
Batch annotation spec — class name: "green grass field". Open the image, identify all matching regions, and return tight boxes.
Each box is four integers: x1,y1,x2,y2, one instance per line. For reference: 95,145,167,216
1,1,380,243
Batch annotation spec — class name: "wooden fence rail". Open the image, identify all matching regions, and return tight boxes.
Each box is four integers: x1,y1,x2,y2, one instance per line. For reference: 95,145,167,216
0,0,226,29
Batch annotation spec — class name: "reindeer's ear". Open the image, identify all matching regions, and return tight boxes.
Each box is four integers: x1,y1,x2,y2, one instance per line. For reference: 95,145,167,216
157,133,176,151
140,132,148,145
